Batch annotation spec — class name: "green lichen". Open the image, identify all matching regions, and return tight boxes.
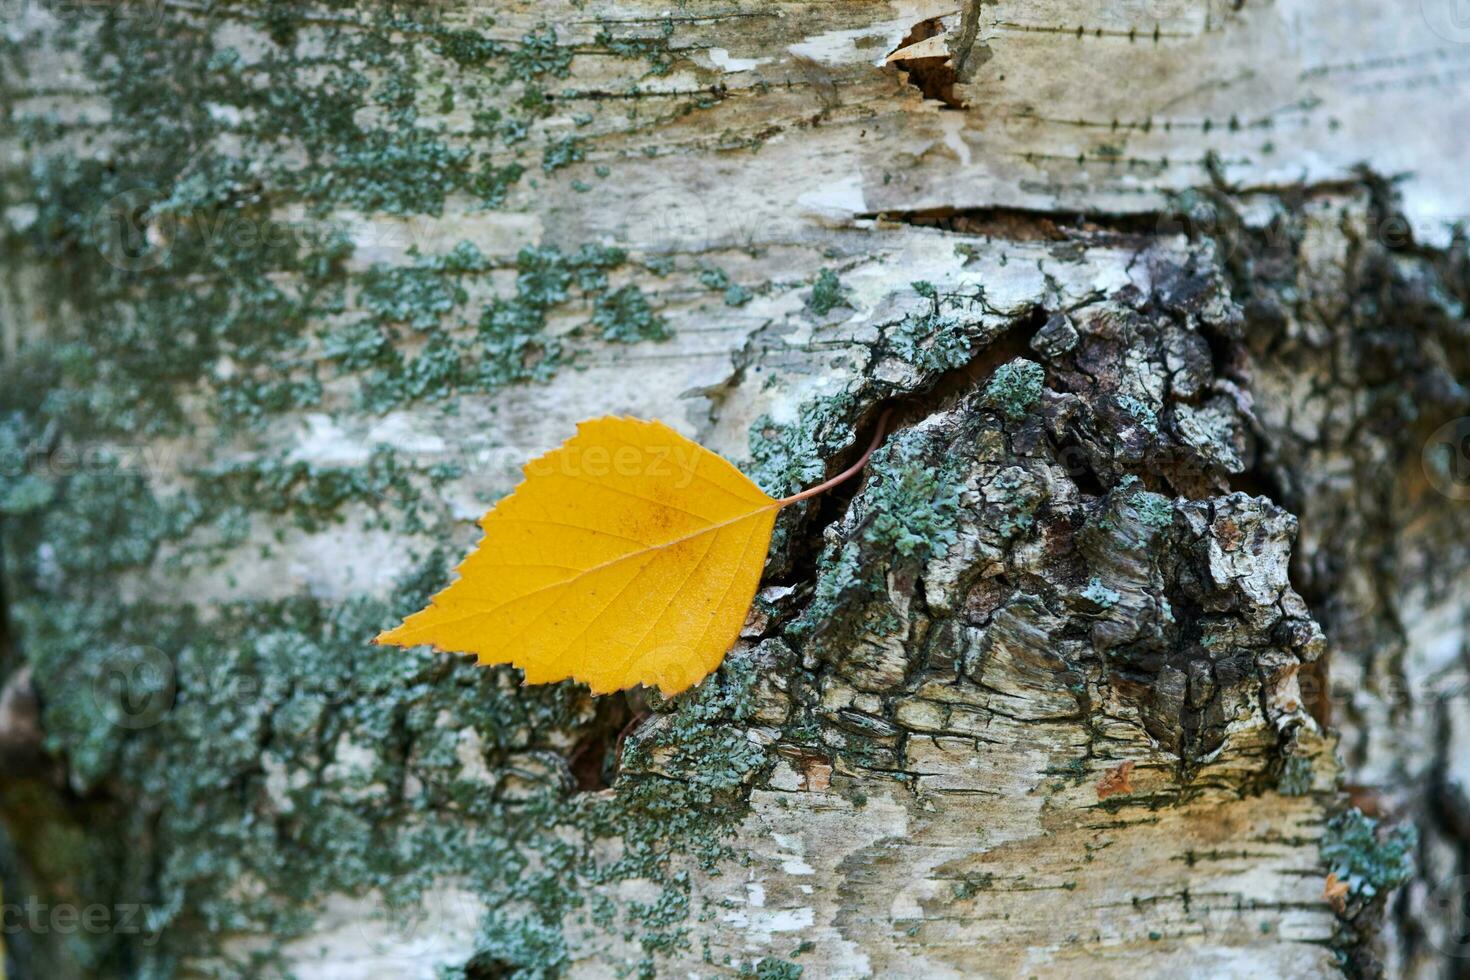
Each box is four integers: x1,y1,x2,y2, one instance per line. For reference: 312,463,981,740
791,426,963,645
862,430,963,561
231,14,571,214
805,268,848,316
0,4,718,976
1320,808,1417,900
698,265,753,307
1116,393,1160,434
0,419,58,515
541,135,587,174
746,392,859,498
626,656,770,796
346,242,672,412
1277,755,1314,796
595,20,678,78
355,241,489,329
189,447,449,535
3,4,681,438
882,283,987,376
1080,577,1121,609
982,359,1044,421
509,24,575,80
592,284,670,343
1128,488,1175,530
987,467,1042,539
743,957,804,980
887,283,973,373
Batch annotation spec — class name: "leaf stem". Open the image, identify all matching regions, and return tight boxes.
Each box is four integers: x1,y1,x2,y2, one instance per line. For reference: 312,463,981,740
777,408,893,507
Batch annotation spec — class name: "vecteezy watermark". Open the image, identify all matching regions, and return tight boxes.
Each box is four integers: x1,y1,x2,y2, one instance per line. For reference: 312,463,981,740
0,442,179,481
1,898,165,946
358,434,715,506
618,185,767,254
92,645,176,730
356,887,485,951
91,188,178,273
0,0,168,30
1426,874,1470,957
1422,417,1470,501
1423,0,1470,43
521,438,701,488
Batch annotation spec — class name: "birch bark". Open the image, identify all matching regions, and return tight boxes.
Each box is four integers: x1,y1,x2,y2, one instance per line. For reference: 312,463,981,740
1,1,1467,978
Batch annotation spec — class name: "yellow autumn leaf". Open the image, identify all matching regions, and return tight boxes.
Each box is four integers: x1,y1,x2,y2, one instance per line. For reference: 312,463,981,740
377,417,787,696
378,413,890,696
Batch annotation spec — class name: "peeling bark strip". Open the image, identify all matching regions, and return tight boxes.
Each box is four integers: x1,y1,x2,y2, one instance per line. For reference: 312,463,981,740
0,1,1466,979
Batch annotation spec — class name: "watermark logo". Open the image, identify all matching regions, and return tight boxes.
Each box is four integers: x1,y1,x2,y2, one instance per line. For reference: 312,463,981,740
619,185,765,254
1422,417,1470,501
1427,873,1470,957
0,441,179,481
1423,0,1470,43
355,888,485,951
92,188,175,273
1,0,168,29
92,645,175,730
1,899,165,946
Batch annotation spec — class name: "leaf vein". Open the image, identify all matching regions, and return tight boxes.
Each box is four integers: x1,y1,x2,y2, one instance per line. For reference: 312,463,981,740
390,506,778,635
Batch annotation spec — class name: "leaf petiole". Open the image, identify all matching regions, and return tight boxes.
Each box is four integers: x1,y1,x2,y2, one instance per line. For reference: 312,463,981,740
777,408,893,507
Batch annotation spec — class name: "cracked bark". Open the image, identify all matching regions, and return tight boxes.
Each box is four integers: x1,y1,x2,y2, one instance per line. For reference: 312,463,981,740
1,2,1467,978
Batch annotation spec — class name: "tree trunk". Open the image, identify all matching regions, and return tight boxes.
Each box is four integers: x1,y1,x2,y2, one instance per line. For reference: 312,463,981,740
1,1,1466,977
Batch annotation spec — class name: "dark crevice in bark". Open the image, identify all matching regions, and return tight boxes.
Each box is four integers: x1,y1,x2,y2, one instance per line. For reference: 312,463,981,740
463,952,520,979
858,204,1166,241
769,309,1045,598
1432,702,1470,842
0,529,12,678
1221,457,1289,509
890,303,1048,428
1052,435,1107,497
0,536,44,781
566,694,636,792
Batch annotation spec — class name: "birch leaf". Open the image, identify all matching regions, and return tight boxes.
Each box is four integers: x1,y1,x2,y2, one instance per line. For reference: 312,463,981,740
376,417,783,696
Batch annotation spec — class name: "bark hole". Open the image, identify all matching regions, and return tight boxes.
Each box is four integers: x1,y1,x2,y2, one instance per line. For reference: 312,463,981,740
889,18,967,110
567,696,634,792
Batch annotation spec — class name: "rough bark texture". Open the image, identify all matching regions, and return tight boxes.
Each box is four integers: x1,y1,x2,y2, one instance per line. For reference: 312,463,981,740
0,1,1466,978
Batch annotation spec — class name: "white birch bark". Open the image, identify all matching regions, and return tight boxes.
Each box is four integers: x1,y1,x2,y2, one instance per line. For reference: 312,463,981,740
1,1,1467,978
